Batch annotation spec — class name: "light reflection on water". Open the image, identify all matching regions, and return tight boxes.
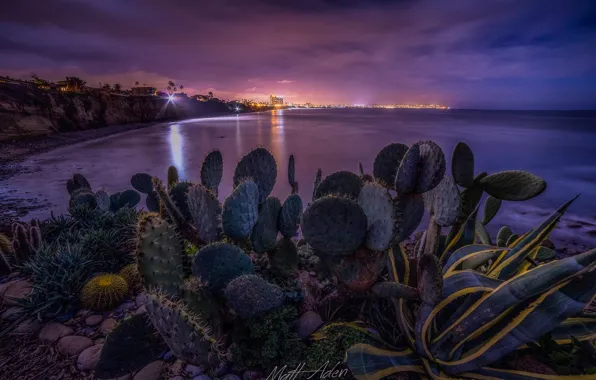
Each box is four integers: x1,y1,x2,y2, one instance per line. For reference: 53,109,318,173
168,124,185,178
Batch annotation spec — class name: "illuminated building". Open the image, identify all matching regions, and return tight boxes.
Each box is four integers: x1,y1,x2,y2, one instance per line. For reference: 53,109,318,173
269,95,284,105
131,86,157,96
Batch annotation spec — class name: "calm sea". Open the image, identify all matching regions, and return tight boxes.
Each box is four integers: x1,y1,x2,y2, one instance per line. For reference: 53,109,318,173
3,108,596,245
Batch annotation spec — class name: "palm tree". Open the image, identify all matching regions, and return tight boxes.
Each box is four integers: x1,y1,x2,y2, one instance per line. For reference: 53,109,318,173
179,85,184,91
208,91,213,99
102,83,111,91
113,83,122,93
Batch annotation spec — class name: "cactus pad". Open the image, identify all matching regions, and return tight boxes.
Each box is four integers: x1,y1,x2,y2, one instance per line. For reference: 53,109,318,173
423,175,461,227
136,215,186,298
168,181,193,221
506,233,519,247
313,168,322,201
358,182,394,251
414,140,446,193
481,195,502,225
222,180,260,239
233,147,277,203
452,142,475,188
131,173,154,194
187,184,222,243
69,188,97,210
329,247,386,292
268,237,298,277
192,242,255,292
201,150,223,196
95,190,111,211
224,274,285,319
145,293,222,366
302,196,368,256
167,165,179,187
80,274,129,311
417,253,443,306
67,173,91,195
146,190,160,212
314,171,364,200
497,226,513,247
394,144,420,194
279,194,303,238
479,170,547,201
393,193,425,243
288,154,296,188
373,143,409,188
251,196,282,253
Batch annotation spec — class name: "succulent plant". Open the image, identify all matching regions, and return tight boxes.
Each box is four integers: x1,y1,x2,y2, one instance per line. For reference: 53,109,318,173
167,181,193,221
373,142,409,189
329,247,386,292
130,173,154,194
69,188,97,211
451,141,475,188
481,195,501,225
0,251,11,275
201,150,223,196
187,184,222,243
222,179,260,239
278,194,303,238
313,171,364,200
67,173,91,195
144,293,223,367
80,274,129,311
268,238,298,277
145,190,160,212
497,225,513,247
251,196,282,253
192,242,255,293
95,190,111,211
288,154,298,194
0,233,11,255
479,170,547,201
118,263,142,293
302,196,368,256
136,214,186,298
11,222,42,265
95,314,168,379
395,141,446,194
167,165,179,188
233,147,277,204
109,189,141,212
393,193,424,243
312,168,322,202
358,182,394,252
224,274,285,319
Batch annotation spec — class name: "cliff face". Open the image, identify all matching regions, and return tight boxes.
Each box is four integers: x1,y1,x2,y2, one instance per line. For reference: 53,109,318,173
0,83,231,141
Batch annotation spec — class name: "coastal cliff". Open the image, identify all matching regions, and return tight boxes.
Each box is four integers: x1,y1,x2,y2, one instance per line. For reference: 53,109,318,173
0,83,231,141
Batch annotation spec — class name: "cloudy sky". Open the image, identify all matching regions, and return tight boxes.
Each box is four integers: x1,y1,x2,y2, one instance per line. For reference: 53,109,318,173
1,0,595,109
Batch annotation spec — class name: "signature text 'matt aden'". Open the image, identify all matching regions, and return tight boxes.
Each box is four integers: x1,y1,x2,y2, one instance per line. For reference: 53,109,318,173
267,362,349,380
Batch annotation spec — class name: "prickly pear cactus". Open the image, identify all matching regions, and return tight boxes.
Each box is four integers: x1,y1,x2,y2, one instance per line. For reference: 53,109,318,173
95,190,111,211
358,182,394,251
268,238,298,277
395,141,446,194
372,142,409,188
112,189,141,211
167,165,179,188
146,190,160,212
279,194,303,238
506,233,519,247
497,226,513,247
312,169,322,202
423,175,461,227
0,251,10,276
136,214,186,298
233,147,277,204
394,144,420,194
201,150,223,196
479,170,547,201
192,242,255,293
393,193,425,243
329,247,386,292
417,253,443,306
144,293,222,367
67,173,91,195
251,197,282,254
481,195,502,225
451,142,475,188
302,196,368,256
130,173,154,194
314,171,364,200
224,274,285,319
187,184,222,243
69,188,97,211
288,154,298,193
222,180,260,239
168,181,193,221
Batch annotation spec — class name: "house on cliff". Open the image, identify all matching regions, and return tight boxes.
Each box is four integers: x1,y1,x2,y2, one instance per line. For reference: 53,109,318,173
131,86,157,96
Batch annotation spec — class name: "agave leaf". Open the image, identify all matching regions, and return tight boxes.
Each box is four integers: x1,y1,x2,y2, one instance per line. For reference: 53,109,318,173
387,243,416,349
475,221,492,246
443,245,508,275
440,208,479,265
345,344,424,380
440,269,596,374
487,195,578,280
549,316,596,345
428,249,596,373
515,246,540,275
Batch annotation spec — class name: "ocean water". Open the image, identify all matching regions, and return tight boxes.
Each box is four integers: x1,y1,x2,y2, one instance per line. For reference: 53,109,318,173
2,108,596,246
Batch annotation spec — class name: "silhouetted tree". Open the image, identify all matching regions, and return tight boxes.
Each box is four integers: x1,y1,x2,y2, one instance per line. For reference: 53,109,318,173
113,83,122,92
134,81,140,87
65,76,86,92
208,91,213,99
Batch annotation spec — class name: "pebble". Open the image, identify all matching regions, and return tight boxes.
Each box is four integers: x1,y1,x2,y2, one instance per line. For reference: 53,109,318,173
57,335,94,356
85,314,104,326
1,306,25,321
39,322,74,343
170,377,185,380
12,318,42,335
133,360,164,380
222,375,241,380
77,343,103,371
192,376,211,380
185,364,204,376
100,318,118,334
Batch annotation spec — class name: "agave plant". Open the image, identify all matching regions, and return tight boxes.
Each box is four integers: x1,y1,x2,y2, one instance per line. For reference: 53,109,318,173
345,196,596,379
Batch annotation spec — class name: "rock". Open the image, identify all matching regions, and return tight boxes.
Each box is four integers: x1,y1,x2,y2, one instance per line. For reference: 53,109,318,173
12,318,42,335
57,336,94,356
133,360,164,380
222,376,241,380
39,322,74,343
171,377,185,380
1,279,32,305
296,311,323,339
1,306,25,321
100,318,118,334
185,364,204,376
192,376,211,380
77,344,103,371
136,293,149,307
95,338,106,345
134,305,147,315
85,314,103,326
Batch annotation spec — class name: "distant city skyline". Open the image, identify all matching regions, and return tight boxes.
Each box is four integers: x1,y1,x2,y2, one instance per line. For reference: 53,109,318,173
1,1,595,109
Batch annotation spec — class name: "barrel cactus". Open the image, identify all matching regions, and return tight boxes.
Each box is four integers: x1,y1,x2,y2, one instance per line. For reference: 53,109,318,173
81,274,129,311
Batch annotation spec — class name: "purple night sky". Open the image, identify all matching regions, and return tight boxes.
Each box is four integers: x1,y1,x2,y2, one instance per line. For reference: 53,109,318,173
1,0,595,109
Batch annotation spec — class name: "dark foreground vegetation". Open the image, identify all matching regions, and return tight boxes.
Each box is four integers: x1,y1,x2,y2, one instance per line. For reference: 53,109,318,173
1,141,595,379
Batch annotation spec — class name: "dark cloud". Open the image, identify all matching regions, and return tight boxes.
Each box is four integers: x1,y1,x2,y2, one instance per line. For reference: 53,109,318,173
0,0,594,108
